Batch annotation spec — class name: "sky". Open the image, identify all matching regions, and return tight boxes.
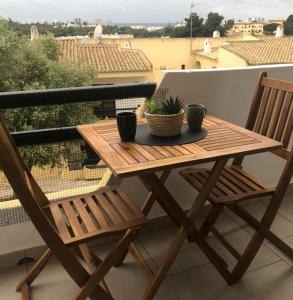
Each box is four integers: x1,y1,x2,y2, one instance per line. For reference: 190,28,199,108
0,0,292,23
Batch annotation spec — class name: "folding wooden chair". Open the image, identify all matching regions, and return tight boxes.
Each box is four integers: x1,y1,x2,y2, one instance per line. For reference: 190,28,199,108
180,72,293,284
0,114,147,300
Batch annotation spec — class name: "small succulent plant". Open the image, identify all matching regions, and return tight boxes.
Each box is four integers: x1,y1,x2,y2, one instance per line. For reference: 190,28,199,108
162,96,184,114
145,99,164,114
145,97,184,115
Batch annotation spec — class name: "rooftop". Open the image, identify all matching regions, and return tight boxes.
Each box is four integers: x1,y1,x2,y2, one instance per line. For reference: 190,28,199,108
58,38,153,73
222,36,293,65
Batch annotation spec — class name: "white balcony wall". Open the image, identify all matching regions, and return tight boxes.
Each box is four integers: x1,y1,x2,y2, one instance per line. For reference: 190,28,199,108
157,64,293,186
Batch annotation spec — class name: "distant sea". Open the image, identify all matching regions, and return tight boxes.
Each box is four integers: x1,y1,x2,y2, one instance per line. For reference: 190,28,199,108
114,22,174,27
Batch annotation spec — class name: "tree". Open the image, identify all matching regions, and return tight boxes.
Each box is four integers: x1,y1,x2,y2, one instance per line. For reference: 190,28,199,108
204,12,225,36
0,20,96,170
0,21,23,91
184,13,205,37
284,15,293,35
263,23,279,35
223,19,235,33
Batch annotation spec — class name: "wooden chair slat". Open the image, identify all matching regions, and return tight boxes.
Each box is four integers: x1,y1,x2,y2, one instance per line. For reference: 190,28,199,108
182,171,218,202
190,172,223,197
230,165,272,190
62,202,85,236
83,196,108,228
275,92,292,142
73,198,97,233
282,107,293,149
115,188,146,218
261,88,278,136
50,204,72,241
181,166,274,206
261,77,293,93
272,148,291,160
95,193,123,225
220,169,254,192
105,190,134,221
216,173,244,194
254,86,271,133
201,170,235,196
267,90,286,138
226,167,266,191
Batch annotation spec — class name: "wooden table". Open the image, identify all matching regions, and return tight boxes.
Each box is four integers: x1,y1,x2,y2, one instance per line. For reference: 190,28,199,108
78,115,282,300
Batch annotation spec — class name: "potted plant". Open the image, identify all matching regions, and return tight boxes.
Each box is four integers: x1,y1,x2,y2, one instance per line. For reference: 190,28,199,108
144,97,184,137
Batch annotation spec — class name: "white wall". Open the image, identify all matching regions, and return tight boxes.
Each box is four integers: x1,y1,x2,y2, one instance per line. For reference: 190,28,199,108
158,64,293,185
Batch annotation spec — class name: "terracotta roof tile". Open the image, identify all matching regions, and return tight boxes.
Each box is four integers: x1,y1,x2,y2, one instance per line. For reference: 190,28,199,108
58,39,152,73
222,36,293,65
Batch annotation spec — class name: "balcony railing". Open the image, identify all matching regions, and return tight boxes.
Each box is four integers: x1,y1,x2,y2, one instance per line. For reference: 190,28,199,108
0,82,156,226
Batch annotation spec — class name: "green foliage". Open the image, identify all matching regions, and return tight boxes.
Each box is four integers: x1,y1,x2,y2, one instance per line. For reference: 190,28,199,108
264,23,279,35
5,15,230,39
162,97,184,114
145,99,164,114
185,13,205,37
204,12,225,37
0,19,96,170
223,19,235,32
32,34,60,61
145,97,184,115
0,21,23,91
284,15,293,35
6,19,93,38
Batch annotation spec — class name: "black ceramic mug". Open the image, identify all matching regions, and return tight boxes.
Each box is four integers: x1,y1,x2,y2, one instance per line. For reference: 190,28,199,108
116,112,137,142
186,104,207,131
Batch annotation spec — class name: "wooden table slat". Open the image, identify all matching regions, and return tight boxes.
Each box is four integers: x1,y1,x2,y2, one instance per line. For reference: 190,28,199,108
77,115,282,178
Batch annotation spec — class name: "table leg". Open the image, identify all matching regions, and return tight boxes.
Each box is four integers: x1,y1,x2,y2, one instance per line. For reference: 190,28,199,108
142,170,171,215
114,170,171,268
141,159,228,300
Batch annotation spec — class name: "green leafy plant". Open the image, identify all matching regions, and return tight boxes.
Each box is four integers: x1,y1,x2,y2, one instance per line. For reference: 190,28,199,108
162,96,184,114
145,97,184,115
145,99,164,114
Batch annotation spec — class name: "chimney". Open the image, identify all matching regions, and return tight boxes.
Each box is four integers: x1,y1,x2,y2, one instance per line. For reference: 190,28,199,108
94,19,103,39
124,41,132,48
30,25,39,40
203,39,212,54
275,24,284,38
213,30,220,38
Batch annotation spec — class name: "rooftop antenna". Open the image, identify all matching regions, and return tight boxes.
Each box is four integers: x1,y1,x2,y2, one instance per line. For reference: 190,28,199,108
190,2,200,53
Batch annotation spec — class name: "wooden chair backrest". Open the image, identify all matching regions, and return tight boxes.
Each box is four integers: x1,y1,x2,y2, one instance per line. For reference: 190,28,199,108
0,114,66,248
246,72,293,158
244,72,293,197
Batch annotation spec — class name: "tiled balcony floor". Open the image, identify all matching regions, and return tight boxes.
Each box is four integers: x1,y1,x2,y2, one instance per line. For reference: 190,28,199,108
1,192,293,300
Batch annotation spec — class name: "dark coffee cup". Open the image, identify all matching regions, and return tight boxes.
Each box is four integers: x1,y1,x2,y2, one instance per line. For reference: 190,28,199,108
186,104,207,131
116,112,137,142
